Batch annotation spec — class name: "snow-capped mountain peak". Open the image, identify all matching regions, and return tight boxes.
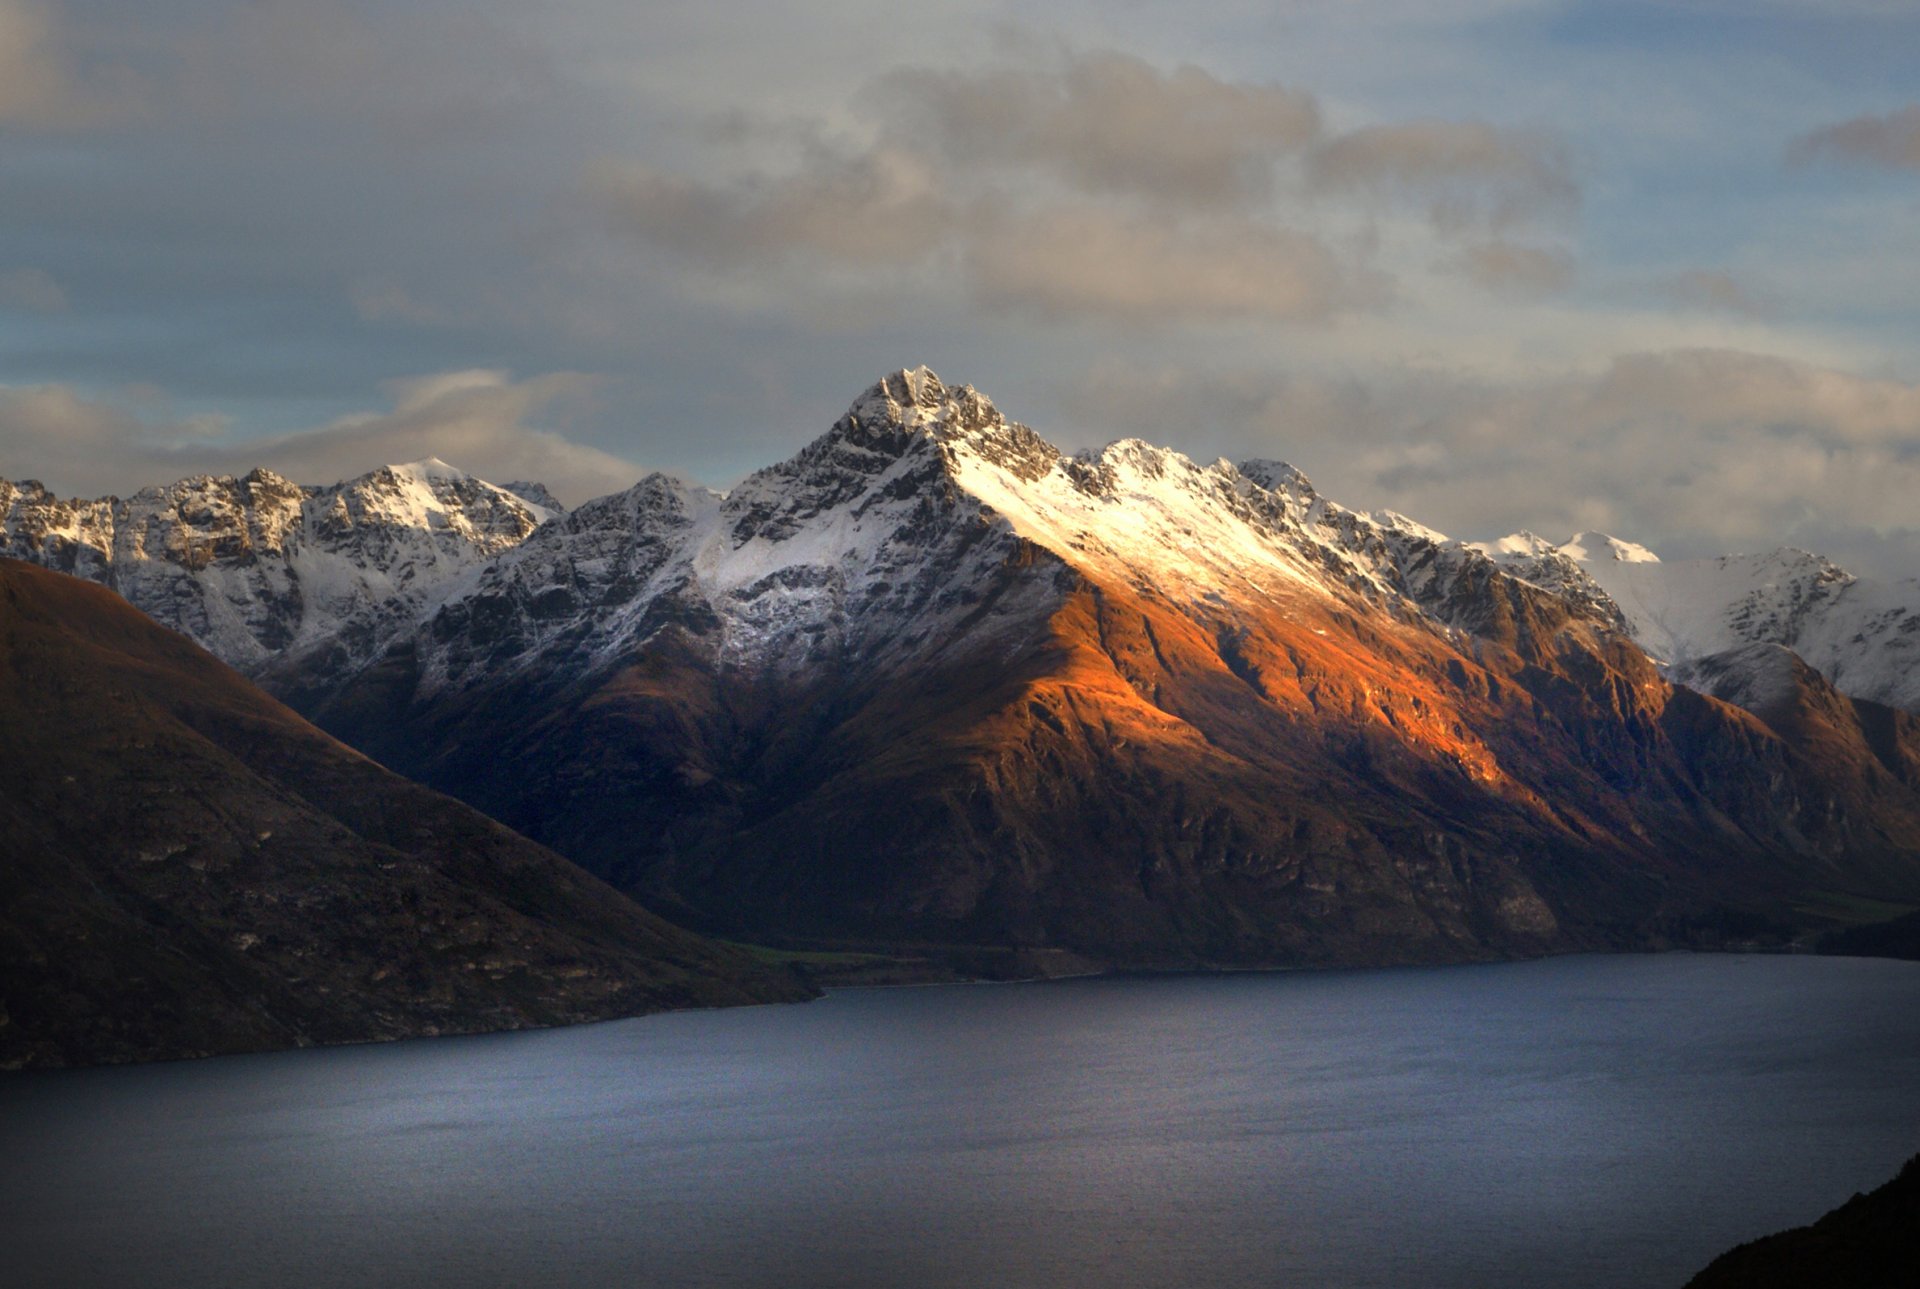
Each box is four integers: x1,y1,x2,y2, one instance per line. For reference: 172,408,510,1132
9,370,1914,722
0,459,561,678
406,370,1662,702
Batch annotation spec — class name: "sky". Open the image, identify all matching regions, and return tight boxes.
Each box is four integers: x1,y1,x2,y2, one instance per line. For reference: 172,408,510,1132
2,0,1919,575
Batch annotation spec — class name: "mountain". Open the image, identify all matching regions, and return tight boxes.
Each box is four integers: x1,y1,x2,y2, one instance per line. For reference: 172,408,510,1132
1478,531,1920,714
294,368,1920,968
1684,1154,1920,1289
0,558,808,1070
0,459,560,696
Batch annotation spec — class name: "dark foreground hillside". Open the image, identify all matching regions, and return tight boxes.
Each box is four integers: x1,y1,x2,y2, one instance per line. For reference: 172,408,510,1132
0,559,810,1070
1684,1154,1920,1288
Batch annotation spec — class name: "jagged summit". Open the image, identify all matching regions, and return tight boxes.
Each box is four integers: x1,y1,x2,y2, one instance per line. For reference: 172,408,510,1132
0,457,558,679
401,369,1648,701
503,479,566,514
844,365,943,423
1237,459,1316,494
831,366,1044,462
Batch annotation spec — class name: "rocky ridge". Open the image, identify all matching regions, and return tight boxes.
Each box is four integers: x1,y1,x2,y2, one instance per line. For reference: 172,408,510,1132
0,458,560,689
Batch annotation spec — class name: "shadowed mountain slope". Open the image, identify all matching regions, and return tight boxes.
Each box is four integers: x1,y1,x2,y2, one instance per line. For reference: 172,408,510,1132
0,559,807,1070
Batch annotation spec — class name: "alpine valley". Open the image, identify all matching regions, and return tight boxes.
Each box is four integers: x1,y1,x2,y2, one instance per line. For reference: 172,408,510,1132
6,367,1920,1022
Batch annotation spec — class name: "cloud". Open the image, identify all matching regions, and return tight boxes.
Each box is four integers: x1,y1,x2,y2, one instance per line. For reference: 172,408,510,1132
589,48,1594,328
0,371,643,504
0,385,214,484
1789,105,1920,171
1308,121,1578,231
0,266,69,313
868,50,1320,210
1656,269,1768,318
0,0,138,129
1586,348,1920,443
1054,348,1920,577
587,147,953,268
1451,241,1575,298
966,205,1377,322
590,47,1406,325
590,145,1376,324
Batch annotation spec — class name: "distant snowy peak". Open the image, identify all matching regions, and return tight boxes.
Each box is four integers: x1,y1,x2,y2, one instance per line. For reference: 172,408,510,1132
1479,530,1659,566
0,460,559,674
318,459,558,556
0,477,123,579
1477,529,1919,714
501,480,566,515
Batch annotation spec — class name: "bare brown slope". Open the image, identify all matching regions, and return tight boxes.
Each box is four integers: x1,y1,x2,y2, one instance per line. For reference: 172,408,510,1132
0,559,808,1070
317,537,1920,970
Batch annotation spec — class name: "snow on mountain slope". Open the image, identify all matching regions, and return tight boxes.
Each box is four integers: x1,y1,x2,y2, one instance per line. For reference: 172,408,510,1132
404,367,1628,702
307,367,1920,969
14,366,1907,726
0,459,560,675
1477,531,1920,713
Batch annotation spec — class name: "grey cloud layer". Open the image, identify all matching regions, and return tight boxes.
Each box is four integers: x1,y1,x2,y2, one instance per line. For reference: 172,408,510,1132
1308,121,1577,231
593,48,1577,323
868,51,1320,210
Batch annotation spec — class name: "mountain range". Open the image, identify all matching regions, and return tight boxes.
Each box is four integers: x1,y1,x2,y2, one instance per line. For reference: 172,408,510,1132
0,458,557,694
5,366,1919,1004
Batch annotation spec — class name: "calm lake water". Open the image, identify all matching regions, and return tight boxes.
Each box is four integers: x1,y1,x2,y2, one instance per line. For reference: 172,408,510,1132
3,953,1918,1289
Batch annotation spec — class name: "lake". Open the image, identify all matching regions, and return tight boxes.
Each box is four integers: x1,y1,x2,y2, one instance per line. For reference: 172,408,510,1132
3,953,1917,1288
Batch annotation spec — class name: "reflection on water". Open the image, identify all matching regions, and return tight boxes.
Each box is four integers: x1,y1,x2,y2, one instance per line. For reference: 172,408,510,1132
3,953,1917,1289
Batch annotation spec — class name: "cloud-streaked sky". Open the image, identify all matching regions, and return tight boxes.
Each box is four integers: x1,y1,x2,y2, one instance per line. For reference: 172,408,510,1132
2,0,1918,574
